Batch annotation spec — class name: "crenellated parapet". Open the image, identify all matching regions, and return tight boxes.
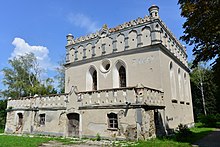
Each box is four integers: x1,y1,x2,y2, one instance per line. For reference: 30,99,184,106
7,94,68,111
65,5,188,67
75,84,165,110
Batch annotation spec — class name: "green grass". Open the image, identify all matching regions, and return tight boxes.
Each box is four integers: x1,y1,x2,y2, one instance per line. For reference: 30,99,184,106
0,134,79,147
188,123,215,143
0,135,51,147
0,123,216,147
132,123,215,147
136,139,191,147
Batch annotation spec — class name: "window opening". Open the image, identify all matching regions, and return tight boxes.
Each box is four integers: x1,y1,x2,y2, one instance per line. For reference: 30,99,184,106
92,70,97,90
39,114,46,125
119,66,126,87
105,64,110,70
107,113,118,129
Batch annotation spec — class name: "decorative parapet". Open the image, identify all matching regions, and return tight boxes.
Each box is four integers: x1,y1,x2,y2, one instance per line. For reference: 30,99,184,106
76,84,165,109
66,16,151,46
65,5,188,68
7,94,68,111
6,84,164,111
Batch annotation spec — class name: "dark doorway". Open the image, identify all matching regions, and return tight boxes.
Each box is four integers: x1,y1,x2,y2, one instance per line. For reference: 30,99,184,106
17,113,23,126
16,113,23,131
154,110,166,136
67,113,80,137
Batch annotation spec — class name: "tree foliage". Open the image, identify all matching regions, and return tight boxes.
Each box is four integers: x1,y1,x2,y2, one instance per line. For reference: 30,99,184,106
212,58,220,114
190,65,217,119
1,53,57,98
0,100,6,129
178,0,220,66
55,57,65,93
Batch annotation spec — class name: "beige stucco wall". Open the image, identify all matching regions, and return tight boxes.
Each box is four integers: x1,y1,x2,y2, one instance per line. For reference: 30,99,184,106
65,47,162,92
81,109,136,139
158,48,194,128
64,43,194,131
5,109,67,136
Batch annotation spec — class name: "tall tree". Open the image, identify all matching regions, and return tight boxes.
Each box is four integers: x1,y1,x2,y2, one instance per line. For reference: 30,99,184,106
55,57,65,93
0,100,6,129
2,53,56,98
212,58,220,114
178,0,220,66
190,65,217,119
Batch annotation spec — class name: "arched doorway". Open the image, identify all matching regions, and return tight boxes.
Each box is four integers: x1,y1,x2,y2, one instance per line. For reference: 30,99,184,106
67,113,80,137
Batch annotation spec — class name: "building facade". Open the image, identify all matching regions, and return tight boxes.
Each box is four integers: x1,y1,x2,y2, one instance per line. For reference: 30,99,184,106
5,5,194,140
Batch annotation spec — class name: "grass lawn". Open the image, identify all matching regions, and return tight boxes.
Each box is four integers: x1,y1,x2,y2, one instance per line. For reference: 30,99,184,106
188,123,215,143
134,123,215,147
0,135,51,147
0,123,216,147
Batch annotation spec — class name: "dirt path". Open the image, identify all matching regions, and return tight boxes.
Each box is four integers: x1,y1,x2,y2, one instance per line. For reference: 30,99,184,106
39,140,108,147
192,129,220,147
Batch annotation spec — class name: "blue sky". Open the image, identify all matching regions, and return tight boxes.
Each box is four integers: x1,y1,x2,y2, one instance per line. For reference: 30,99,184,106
0,0,193,95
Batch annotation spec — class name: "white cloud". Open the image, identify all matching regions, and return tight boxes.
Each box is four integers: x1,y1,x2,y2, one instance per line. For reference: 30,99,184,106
67,13,99,33
11,37,53,71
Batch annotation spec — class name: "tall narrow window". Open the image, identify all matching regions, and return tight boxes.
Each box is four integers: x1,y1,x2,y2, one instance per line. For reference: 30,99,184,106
107,113,118,130
119,66,126,87
92,70,97,90
113,60,126,88
178,68,183,101
87,66,98,91
170,62,177,100
39,114,46,125
184,73,189,101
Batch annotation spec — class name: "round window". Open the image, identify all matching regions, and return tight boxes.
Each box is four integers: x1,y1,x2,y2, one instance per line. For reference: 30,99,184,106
105,63,110,70
100,59,111,73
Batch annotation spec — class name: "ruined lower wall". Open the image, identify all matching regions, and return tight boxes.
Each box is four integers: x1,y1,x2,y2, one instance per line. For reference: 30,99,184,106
81,108,158,140
5,107,160,140
5,109,67,136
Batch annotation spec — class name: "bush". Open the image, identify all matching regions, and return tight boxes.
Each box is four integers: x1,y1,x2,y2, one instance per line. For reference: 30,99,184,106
175,124,192,142
96,133,101,141
198,114,220,127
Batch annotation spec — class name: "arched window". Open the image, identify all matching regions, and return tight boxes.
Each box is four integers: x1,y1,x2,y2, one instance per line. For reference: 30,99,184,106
178,68,183,101
119,66,126,87
169,62,177,100
184,73,189,101
87,66,98,91
92,70,97,90
113,60,127,88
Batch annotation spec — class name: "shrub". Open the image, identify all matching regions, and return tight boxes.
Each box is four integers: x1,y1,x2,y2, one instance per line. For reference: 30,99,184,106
198,114,219,127
175,124,192,142
96,133,101,141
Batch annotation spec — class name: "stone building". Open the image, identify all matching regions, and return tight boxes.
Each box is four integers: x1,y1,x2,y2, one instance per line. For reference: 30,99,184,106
5,5,194,140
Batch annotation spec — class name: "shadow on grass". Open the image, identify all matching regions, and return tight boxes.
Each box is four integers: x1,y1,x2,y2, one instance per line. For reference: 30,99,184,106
164,130,214,144
135,125,215,147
